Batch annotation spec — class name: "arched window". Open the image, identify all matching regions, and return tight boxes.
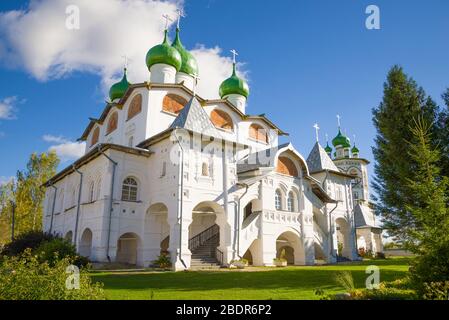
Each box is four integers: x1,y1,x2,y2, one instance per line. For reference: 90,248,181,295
58,188,64,212
161,162,167,177
249,124,268,143
276,157,299,177
162,94,187,114
287,192,295,212
127,94,142,120
121,177,138,202
88,181,95,202
202,162,209,177
91,127,99,146
275,189,282,211
71,188,77,207
106,112,118,135
96,179,102,200
210,109,233,131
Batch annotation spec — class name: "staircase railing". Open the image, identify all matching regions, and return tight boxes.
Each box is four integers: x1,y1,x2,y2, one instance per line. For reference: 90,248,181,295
214,248,224,266
188,224,219,252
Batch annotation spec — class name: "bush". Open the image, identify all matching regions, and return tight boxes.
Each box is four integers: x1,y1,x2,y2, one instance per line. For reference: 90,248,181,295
35,238,89,268
152,254,171,269
422,281,449,300
0,249,105,300
409,242,449,297
0,231,57,257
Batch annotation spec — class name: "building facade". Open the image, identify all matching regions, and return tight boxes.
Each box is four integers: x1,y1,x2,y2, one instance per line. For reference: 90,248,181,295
42,25,381,270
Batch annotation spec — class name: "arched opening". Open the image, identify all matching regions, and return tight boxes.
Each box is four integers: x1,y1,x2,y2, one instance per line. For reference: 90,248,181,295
249,123,268,143
146,203,170,258
65,231,73,243
79,228,93,258
90,127,99,146
336,217,351,259
189,202,224,264
276,156,299,177
127,94,142,120
276,231,304,265
163,94,187,114
210,109,234,131
106,112,118,135
116,232,141,265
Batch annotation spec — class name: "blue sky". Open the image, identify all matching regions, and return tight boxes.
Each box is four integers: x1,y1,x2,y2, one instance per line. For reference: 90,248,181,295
1,0,449,183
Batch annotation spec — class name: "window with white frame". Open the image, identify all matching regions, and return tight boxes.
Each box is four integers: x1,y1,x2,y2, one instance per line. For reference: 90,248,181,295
287,191,295,212
121,177,138,201
275,189,282,210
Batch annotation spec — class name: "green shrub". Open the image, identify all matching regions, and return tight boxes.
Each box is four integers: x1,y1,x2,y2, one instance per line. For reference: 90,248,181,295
0,231,57,257
349,286,417,300
409,242,449,297
422,281,449,300
0,249,104,300
35,238,89,268
152,254,171,269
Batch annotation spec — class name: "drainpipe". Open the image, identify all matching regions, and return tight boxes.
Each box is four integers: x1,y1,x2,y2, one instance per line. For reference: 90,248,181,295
348,179,358,257
73,166,83,249
235,182,249,259
49,183,58,234
173,130,187,269
98,146,117,262
328,202,338,261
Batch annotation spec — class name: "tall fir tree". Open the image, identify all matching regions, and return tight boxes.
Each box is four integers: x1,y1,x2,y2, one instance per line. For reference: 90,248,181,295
437,88,449,178
371,65,439,243
406,117,449,292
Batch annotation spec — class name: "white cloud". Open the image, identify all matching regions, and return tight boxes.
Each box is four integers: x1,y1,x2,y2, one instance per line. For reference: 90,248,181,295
0,0,248,99
0,96,19,120
43,135,85,162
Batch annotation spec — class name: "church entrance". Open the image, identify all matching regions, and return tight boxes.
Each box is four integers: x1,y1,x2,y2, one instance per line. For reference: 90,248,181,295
79,228,92,258
276,231,303,265
146,203,170,256
116,232,141,265
188,202,224,265
336,217,351,259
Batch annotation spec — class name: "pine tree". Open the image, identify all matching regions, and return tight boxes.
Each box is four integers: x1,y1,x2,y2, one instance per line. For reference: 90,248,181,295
371,66,439,243
406,117,449,292
437,88,449,178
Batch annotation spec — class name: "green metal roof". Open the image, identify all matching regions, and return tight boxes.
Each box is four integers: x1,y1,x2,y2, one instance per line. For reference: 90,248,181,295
171,28,199,76
109,68,130,101
146,30,182,71
332,129,351,148
219,63,249,98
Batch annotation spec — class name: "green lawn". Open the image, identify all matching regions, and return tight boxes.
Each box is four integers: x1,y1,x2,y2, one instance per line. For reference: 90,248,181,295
90,257,411,300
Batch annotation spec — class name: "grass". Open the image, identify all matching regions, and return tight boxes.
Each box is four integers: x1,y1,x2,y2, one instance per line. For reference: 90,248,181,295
90,257,411,300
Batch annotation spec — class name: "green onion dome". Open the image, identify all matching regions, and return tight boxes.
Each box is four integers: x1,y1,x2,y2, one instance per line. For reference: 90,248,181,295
351,144,360,154
109,68,131,101
219,63,250,99
171,28,199,76
324,143,333,154
146,30,182,71
332,129,351,148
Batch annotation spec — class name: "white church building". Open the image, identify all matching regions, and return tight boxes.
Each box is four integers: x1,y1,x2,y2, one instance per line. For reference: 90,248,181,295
42,23,382,270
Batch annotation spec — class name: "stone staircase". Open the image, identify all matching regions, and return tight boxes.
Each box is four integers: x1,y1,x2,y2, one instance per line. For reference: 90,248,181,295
189,225,222,270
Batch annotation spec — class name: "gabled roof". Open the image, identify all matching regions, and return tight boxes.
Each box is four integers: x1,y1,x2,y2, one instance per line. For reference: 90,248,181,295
307,142,339,173
43,144,153,187
169,97,223,140
354,203,380,228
